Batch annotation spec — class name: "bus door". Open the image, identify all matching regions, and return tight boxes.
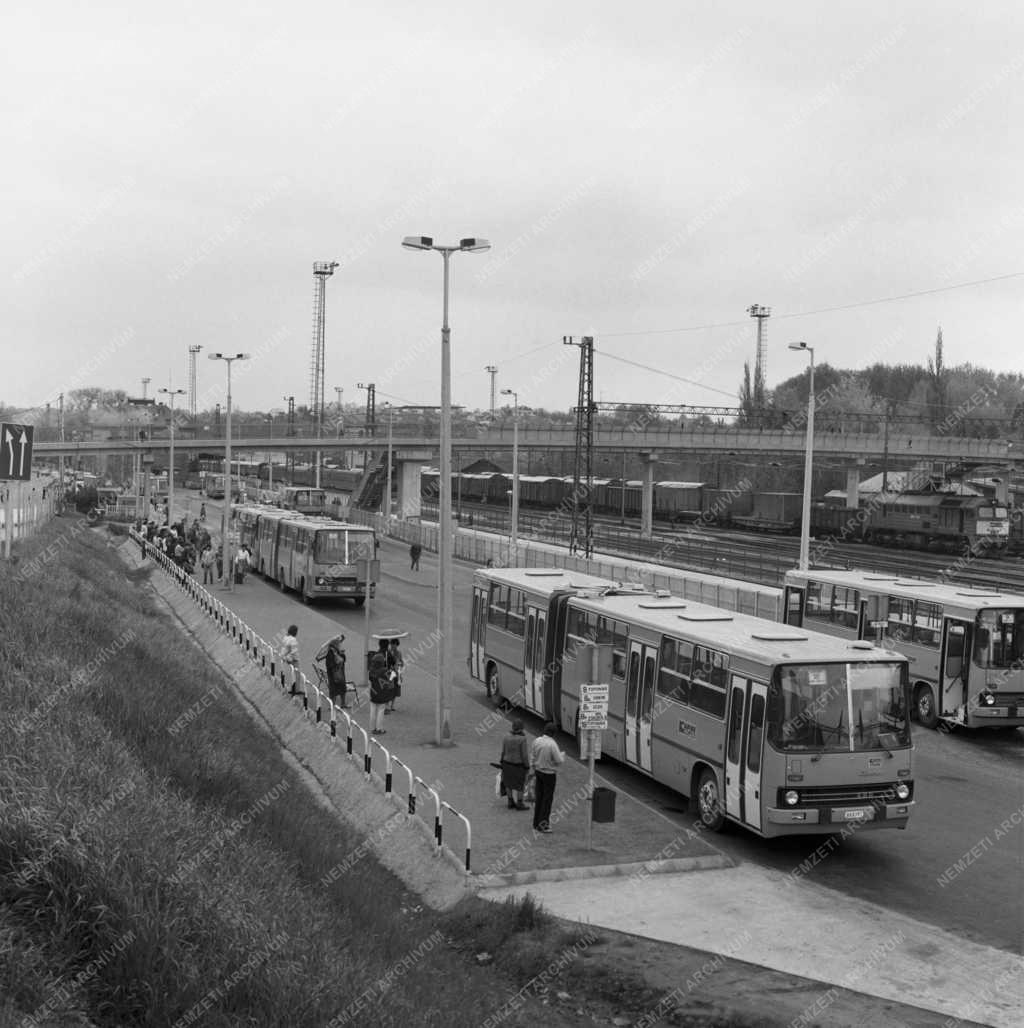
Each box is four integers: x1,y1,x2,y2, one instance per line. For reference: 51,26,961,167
625,641,656,772
725,676,767,832
939,619,972,716
523,605,546,715
783,585,804,627
470,586,485,680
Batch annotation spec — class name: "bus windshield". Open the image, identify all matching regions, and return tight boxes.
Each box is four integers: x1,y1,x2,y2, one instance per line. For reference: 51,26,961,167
974,609,1024,669
768,661,909,753
313,529,375,565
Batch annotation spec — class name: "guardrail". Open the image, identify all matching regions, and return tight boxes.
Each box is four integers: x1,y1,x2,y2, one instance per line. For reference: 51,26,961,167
131,528,473,874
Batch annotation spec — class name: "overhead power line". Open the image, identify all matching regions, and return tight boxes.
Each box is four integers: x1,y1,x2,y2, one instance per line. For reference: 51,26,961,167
598,270,1024,340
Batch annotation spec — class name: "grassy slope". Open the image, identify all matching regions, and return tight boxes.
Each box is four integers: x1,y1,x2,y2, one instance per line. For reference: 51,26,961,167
0,523,609,1028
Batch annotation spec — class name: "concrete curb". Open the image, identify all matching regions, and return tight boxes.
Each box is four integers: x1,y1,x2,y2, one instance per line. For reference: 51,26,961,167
474,852,733,889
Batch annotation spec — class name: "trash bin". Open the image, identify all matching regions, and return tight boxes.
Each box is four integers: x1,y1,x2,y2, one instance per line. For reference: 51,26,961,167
592,786,616,823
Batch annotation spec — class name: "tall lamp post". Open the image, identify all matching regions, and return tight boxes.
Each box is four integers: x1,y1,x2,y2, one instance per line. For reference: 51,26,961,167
402,234,491,746
500,388,520,563
383,402,394,518
158,386,186,524
788,341,815,571
209,352,250,587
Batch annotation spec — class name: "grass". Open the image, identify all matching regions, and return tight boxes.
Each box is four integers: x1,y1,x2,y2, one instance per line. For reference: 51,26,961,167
0,519,771,1028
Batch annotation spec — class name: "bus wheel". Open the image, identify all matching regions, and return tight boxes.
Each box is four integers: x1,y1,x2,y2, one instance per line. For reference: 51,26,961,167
696,768,725,831
486,664,499,701
915,684,939,729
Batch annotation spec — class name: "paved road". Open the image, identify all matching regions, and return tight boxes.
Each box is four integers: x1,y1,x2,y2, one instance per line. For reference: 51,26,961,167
188,492,1024,955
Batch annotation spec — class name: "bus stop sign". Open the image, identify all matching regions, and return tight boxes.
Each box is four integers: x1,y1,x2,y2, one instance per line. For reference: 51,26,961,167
0,423,33,481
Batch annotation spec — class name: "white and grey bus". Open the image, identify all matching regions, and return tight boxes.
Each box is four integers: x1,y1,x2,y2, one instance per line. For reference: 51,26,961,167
783,569,1024,730
470,567,913,837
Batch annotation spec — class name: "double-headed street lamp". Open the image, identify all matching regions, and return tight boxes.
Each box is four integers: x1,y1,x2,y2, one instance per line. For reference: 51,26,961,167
402,234,490,746
500,388,520,562
158,386,186,524
788,341,815,571
209,352,250,587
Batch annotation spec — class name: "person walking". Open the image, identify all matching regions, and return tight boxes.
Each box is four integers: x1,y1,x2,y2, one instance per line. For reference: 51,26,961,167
200,502,207,522
384,637,404,713
530,722,565,833
215,544,223,581
368,651,391,735
499,719,530,810
409,542,421,571
280,625,300,692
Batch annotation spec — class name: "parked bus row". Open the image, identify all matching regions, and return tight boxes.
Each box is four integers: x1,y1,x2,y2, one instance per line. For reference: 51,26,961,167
470,567,914,839
233,504,377,605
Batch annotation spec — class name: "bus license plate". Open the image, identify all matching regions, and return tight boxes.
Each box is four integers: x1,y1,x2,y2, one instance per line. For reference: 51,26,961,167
833,807,875,822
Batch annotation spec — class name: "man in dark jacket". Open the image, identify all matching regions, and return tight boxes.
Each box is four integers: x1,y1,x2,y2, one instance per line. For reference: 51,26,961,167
369,652,392,734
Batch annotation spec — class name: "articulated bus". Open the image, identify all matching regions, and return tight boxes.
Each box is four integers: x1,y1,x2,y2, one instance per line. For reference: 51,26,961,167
253,512,376,605
469,567,624,712
783,569,1024,731
470,568,913,837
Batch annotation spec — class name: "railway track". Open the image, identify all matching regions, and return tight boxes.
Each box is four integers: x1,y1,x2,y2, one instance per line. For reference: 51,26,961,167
428,500,1024,592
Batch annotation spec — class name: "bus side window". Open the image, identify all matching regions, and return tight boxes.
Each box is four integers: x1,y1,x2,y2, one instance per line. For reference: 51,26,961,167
945,625,965,679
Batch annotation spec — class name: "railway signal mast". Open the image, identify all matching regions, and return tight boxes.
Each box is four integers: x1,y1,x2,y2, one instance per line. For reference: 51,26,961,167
310,261,339,489
565,335,596,558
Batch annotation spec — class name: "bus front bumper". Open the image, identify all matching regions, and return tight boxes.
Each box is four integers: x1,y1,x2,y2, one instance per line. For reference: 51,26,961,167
766,801,914,829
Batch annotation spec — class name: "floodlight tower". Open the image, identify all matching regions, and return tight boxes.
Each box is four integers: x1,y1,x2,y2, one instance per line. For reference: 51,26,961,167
187,345,203,417
747,304,771,408
485,365,498,419
310,261,339,488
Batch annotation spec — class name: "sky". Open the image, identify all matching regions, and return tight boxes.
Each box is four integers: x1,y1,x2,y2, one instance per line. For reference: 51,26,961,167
3,0,1022,419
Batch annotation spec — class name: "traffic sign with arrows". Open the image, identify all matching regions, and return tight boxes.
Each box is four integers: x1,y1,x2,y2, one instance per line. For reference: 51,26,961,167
0,423,33,481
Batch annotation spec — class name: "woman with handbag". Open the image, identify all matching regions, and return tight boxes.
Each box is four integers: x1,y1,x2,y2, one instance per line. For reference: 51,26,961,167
499,719,530,810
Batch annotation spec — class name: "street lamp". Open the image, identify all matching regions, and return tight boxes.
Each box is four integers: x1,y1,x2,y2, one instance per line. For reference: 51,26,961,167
788,341,815,571
209,352,250,587
402,234,491,745
500,388,520,563
383,402,394,519
158,386,186,524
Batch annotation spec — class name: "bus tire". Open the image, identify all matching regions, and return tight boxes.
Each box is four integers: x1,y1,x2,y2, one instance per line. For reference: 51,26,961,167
485,663,499,701
695,767,725,832
915,683,939,730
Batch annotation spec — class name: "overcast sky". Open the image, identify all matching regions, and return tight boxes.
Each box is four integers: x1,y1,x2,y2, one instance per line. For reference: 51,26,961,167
4,0,1022,418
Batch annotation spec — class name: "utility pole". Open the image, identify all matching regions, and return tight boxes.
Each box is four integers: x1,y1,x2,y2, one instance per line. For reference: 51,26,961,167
485,365,498,419
57,393,65,503
565,336,595,557
283,395,295,486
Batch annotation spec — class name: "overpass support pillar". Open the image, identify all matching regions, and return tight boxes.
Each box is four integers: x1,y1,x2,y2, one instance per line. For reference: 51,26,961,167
845,468,860,508
394,447,434,521
640,451,658,541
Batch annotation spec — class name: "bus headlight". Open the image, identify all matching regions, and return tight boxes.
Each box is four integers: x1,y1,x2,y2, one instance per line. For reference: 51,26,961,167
895,782,911,801
784,790,800,806
980,691,995,706
315,576,326,586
